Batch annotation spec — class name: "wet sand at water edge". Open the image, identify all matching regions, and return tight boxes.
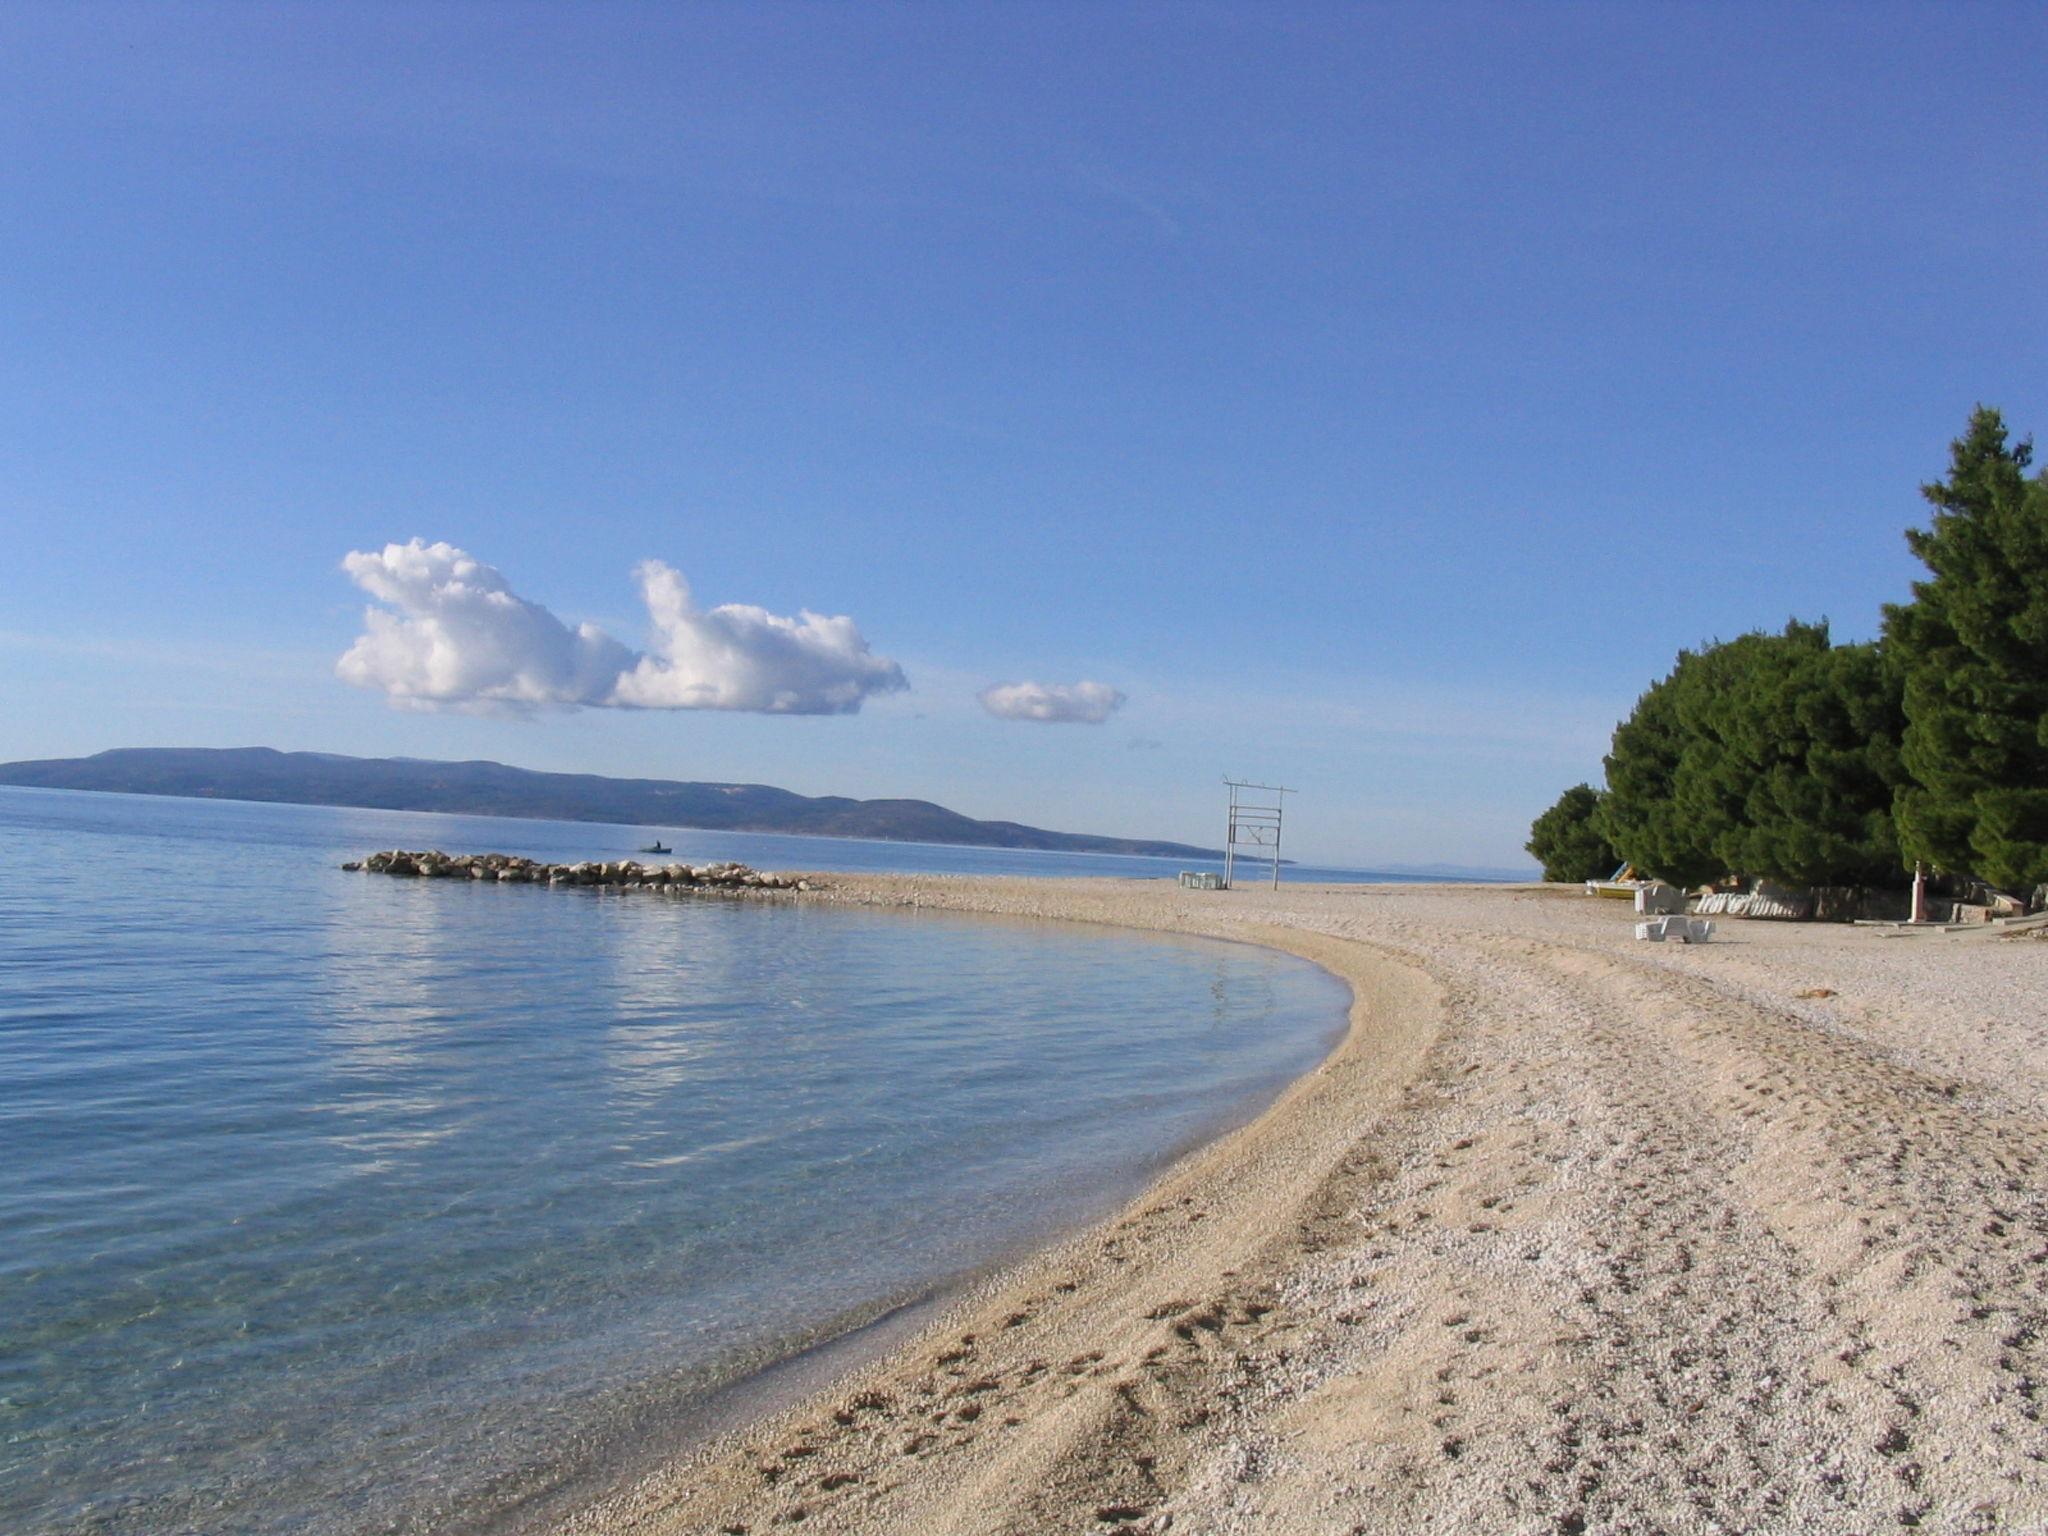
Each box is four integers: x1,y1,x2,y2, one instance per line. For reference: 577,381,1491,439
555,877,2046,1536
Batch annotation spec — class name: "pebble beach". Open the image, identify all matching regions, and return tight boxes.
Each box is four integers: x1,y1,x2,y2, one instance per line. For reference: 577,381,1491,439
550,875,2046,1536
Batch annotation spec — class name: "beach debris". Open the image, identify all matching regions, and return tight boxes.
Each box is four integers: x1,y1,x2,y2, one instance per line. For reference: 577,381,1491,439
340,850,811,893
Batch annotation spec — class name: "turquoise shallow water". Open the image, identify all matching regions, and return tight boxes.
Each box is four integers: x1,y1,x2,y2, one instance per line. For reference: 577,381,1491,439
0,788,1350,1535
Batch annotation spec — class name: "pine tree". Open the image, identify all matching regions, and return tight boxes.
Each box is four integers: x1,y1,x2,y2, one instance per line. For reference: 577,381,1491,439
1526,783,1618,882
1690,627,1905,886
1595,660,1722,888
1595,623,1906,888
1884,407,2048,890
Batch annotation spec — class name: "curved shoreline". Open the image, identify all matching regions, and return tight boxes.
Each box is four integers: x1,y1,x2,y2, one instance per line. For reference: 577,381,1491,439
471,895,1358,1536
546,873,2048,1536
551,874,1444,1536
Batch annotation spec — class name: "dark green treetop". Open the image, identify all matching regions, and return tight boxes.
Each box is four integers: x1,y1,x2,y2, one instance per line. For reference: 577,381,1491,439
1595,662,1716,886
1526,783,1618,882
1882,406,2048,889
1594,622,1906,888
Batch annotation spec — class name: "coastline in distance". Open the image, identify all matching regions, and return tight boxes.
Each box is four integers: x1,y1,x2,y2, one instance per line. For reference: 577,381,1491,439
0,746,1221,860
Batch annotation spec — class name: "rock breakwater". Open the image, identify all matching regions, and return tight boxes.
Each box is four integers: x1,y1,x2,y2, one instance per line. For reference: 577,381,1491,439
341,850,809,894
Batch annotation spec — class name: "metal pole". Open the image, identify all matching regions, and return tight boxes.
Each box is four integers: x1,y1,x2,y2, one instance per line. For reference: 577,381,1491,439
1271,796,1282,890
1222,782,1235,890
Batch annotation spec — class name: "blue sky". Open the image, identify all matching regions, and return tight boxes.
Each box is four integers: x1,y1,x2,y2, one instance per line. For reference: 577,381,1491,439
2,3,2043,869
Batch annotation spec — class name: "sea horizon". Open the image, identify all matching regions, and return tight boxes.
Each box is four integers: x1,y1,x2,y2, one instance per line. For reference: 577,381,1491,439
0,781,1533,884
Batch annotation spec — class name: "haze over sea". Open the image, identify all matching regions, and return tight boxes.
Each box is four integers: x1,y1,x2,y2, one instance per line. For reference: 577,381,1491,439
0,786,1359,1535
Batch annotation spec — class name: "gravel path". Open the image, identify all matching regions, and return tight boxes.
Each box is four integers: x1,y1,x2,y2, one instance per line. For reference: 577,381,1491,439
558,879,2046,1536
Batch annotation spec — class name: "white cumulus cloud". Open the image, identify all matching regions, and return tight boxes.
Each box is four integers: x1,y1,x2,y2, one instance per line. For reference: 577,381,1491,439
611,560,908,713
337,539,906,715
978,679,1127,724
337,541,635,710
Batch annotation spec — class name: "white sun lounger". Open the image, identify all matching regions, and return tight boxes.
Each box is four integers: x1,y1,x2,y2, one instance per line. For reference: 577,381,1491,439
1635,915,1714,943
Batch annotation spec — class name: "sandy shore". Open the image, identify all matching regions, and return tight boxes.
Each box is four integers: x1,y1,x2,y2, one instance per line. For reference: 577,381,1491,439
558,877,2046,1536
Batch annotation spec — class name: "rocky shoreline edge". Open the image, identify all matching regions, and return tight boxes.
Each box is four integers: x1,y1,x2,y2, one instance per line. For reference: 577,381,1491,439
341,849,811,893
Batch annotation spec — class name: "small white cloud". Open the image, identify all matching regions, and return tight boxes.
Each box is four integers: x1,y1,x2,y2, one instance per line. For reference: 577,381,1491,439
338,539,905,715
978,679,1127,724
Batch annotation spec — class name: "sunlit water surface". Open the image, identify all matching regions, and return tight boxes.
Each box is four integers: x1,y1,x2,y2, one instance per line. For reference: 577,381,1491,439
0,789,1349,1535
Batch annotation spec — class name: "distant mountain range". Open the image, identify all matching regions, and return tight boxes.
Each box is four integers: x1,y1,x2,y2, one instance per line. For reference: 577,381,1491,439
0,747,1222,860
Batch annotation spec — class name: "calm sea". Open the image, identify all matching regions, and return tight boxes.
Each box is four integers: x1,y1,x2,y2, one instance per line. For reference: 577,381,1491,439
0,787,1352,1535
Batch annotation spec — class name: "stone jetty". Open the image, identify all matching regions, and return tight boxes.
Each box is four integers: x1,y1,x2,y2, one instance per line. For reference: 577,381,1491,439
341,849,809,893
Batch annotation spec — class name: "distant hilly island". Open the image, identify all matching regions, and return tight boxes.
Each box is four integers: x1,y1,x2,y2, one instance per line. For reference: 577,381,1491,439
0,747,1226,860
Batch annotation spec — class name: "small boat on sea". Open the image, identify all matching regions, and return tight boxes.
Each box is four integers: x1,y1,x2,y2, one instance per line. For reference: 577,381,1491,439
640,841,671,854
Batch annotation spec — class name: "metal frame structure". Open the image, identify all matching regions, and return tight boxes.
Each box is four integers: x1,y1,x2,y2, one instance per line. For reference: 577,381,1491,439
1222,778,1293,890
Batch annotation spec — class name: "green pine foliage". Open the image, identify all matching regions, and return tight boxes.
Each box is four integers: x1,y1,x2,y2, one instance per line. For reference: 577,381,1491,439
1882,407,2048,890
1589,623,1906,889
1689,629,1907,886
1533,404,2043,895
1594,667,1715,886
1526,783,1618,882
